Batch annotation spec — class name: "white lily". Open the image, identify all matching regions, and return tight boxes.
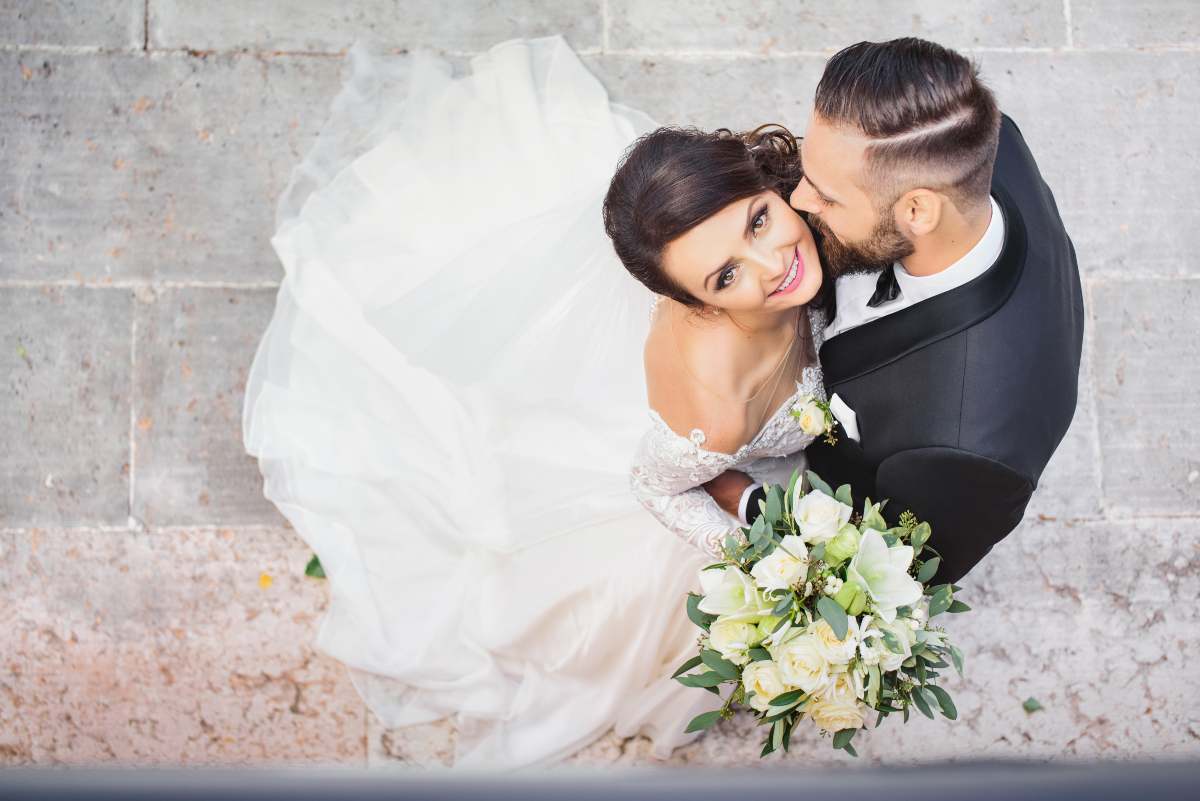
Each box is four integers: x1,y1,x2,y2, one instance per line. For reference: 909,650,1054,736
846,529,923,623
697,566,771,622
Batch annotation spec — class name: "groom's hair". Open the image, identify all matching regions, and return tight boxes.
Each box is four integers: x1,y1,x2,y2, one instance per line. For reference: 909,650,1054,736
814,38,1001,215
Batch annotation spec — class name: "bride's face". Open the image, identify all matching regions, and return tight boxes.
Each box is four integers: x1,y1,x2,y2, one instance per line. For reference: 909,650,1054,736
661,191,823,313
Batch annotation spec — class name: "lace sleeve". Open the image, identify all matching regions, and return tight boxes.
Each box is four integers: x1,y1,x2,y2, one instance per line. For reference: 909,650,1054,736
629,415,743,560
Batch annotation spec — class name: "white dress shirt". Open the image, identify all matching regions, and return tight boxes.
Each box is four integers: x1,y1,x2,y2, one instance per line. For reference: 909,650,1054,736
823,195,1006,340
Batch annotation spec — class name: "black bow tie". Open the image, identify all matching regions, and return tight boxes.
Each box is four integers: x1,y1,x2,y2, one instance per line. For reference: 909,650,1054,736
866,267,901,308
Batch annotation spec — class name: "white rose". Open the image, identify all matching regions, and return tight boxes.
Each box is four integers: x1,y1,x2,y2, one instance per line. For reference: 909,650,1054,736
697,566,772,622
807,694,867,733
846,529,923,622
708,618,758,666
809,617,859,667
741,660,791,712
750,535,809,591
791,490,853,545
792,398,828,437
772,632,832,695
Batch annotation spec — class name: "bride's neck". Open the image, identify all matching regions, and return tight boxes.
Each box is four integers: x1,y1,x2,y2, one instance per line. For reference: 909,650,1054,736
720,306,800,339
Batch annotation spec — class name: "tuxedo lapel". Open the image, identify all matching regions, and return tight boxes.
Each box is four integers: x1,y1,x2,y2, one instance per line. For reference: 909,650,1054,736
818,184,1028,386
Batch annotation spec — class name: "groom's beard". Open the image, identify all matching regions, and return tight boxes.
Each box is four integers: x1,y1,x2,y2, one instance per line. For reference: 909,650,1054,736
809,210,915,279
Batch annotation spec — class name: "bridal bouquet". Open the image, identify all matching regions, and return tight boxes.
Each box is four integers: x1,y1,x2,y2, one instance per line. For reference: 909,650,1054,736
673,470,969,757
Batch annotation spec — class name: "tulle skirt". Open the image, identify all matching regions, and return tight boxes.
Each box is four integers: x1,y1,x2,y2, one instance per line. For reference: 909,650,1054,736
242,36,720,768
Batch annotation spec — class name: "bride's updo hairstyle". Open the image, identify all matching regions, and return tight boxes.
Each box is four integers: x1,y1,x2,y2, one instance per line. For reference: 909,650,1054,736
603,125,804,308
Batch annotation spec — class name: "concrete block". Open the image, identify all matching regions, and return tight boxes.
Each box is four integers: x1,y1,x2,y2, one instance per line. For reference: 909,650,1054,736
0,51,341,282
1072,0,1200,48
584,53,824,133
0,287,131,527
608,0,1067,52
149,0,602,53
0,526,367,764
2,0,142,48
974,51,1200,276
132,287,283,527
1025,330,1102,521
1092,279,1200,515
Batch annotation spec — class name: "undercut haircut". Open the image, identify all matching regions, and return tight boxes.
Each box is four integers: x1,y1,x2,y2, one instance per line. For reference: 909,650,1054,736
814,37,1001,215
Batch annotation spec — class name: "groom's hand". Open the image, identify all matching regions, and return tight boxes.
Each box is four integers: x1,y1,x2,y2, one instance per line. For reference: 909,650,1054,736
703,470,755,519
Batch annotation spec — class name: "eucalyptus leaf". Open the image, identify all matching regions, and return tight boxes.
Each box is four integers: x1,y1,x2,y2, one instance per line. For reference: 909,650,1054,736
772,593,794,616
832,728,856,749
700,649,740,681
749,515,767,545
786,469,802,512
769,689,805,707
805,470,834,498
687,593,716,631
927,685,958,720
881,629,904,654
816,596,849,640
676,671,726,689
947,600,972,613
766,485,783,525
910,687,935,719
917,557,941,584
671,655,703,679
867,664,881,707
749,647,772,662
685,710,723,733
835,484,853,507
843,742,858,758
928,586,953,617
948,644,965,677
910,522,931,552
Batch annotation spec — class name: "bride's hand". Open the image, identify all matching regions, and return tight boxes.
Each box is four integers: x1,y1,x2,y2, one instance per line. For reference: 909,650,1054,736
703,470,755,519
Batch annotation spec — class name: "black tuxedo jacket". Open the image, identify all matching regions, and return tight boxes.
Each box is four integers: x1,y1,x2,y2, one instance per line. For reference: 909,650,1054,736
805,115,1084,585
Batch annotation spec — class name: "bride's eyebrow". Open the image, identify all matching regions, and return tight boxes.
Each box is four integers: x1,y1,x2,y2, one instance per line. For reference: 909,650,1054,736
703,196,763,290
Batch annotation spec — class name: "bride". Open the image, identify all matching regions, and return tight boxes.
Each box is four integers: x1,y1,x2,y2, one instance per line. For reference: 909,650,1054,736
243,35,827,768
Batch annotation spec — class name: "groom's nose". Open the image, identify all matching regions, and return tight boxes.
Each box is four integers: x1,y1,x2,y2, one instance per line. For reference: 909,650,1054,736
789,180,821,215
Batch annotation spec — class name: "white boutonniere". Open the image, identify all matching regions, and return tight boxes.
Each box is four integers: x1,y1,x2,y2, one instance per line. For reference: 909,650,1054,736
789,395,837,446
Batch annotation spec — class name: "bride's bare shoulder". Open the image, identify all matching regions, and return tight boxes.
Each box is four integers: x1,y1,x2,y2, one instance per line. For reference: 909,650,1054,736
642,304,752,455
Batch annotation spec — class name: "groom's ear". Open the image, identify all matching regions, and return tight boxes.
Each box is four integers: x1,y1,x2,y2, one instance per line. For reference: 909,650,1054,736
895,188,943,238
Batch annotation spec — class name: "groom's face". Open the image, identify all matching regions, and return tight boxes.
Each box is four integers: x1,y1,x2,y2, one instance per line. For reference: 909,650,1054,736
790,115,914,277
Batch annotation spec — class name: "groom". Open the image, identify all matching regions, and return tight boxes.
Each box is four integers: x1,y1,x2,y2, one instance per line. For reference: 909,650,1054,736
707,37,1084,585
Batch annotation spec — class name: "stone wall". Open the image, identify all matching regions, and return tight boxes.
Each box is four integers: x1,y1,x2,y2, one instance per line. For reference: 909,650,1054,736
2,0,1197,767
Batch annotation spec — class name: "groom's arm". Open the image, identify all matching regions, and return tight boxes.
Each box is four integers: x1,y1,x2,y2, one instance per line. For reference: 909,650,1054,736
875,447,1034,585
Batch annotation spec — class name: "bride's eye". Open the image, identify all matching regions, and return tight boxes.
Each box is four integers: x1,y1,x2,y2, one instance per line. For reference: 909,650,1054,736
751,204,769,235
716,264,739,290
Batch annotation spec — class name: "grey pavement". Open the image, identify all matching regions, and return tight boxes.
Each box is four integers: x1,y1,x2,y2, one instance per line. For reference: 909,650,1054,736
1,0,1197,767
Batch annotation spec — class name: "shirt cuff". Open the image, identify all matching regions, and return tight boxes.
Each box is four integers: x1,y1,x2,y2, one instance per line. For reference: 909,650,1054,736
737,483,764,526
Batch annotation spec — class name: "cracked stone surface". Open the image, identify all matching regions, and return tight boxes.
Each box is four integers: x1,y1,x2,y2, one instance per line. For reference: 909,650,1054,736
2,0,1198,770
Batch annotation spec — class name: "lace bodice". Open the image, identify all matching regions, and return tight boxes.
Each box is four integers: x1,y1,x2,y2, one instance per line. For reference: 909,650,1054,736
630,306,828,559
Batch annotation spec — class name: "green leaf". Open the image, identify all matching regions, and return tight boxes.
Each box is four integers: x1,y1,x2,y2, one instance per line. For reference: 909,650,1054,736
928,586,953,617
782,718,795,752
842,742,859,758
759,737,775,758
771,615,790,634
867,664,881,707
771,593,794,616
916,557,940,584
765,485,783,525
686,593,717,631
947,600,972,613
771,718,785,751
685,710,723,733
809,543,826,561
910,521,931,553
805,470,834,498
748,514,767,545
910,687,935,719
785,469,801,512
816,596,849,640
749,647,772,662
835,484,853,507
914,657,927,684
1023,697,1043,714
832,728,856,749
676,671,726,689
769,689,805,707
860,500,888,532
881,629,904,654
926,685,958,720
670,655,703,679
304,554,326,579
700,649,740,681
948,644,965,677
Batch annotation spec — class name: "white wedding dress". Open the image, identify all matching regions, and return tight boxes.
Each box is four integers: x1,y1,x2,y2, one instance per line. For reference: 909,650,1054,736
243,36,826,769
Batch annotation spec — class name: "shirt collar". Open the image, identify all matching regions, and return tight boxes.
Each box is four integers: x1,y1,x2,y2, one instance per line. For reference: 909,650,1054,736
892,195,1006,305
